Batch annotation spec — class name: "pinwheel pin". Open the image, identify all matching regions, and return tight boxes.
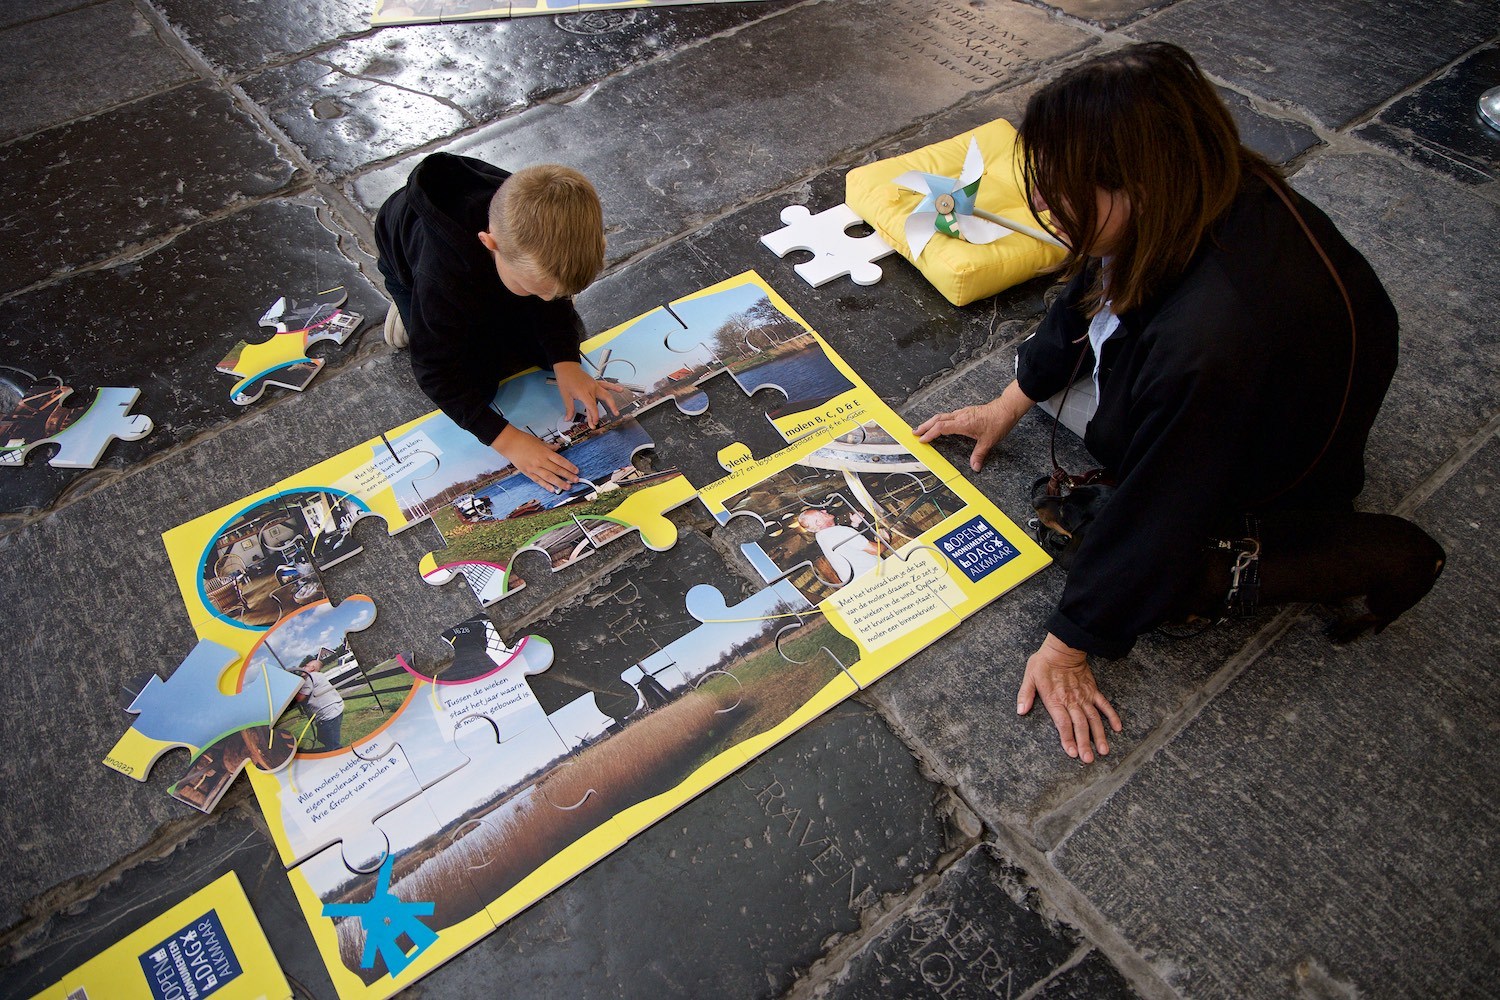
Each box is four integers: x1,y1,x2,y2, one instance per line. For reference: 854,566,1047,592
893,137,1066,258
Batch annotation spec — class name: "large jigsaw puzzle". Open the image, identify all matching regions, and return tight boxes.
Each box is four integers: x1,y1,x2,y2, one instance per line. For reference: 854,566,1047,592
147,271,1048,998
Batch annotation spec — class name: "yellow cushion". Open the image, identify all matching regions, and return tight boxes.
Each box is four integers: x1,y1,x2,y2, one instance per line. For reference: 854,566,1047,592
846,119,1066,306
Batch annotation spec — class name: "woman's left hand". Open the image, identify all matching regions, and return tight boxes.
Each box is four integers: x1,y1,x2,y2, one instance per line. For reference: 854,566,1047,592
1017,633,1122,763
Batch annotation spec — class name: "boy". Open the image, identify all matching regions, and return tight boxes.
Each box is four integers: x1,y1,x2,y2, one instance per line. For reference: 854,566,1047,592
375,152,617,493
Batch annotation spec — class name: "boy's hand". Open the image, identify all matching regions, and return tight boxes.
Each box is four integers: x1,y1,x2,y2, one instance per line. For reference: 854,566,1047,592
553,361,620,429
493,425,580,494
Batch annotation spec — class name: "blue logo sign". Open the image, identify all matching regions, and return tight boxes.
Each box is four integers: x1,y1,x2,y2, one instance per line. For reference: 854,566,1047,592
936,516,1019,582
138,908,241,1000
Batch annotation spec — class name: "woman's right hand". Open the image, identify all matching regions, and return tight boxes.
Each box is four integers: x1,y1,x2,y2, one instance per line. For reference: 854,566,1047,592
916,380,1036,472
492,424,581,493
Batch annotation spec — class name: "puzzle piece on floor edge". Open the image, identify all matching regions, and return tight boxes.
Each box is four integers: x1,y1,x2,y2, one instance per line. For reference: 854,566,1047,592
0,381,153,469
217,286,364,405
105,638,303,809
760,203,896,288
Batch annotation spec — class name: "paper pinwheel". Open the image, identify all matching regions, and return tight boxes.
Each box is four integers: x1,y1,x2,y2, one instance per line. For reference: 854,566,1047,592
893,137,1065,258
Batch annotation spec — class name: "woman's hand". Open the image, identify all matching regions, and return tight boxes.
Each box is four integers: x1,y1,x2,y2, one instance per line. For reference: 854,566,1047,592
492,424,580,493
915,379,1036,472
554,361,620,428
1017,633,1122,763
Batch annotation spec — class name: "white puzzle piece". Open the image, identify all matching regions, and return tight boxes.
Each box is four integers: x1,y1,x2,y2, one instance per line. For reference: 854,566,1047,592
760,203,895,288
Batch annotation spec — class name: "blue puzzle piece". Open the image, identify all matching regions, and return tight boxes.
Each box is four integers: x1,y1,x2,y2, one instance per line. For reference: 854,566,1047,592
119,638,302,767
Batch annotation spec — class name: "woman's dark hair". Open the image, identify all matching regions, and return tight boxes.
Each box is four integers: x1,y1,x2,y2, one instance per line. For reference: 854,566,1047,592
1019,42,1279,314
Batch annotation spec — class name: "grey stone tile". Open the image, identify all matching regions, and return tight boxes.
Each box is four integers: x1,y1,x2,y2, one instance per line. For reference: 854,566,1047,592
430,702,952,998
1288,152,1500,513
818,845,1089,1000
0,1,192,141
0,354,457,929
1023,0,1184,29
1,810,335,997
1355,44,1500,189
1128,0,1500,129
0,198,383,516
0,0,97,31
1049,437,1500,999
0,80,298,296
240,3,801,177
1220,87,1321,165
350,0,1093,260
148,0,373,76
1034,948,1141,998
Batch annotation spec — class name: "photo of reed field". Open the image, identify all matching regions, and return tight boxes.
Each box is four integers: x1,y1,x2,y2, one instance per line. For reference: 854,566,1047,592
303,582,859,980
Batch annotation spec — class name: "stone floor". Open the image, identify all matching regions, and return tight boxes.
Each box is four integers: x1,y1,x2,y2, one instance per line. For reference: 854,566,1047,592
1,1,1497,998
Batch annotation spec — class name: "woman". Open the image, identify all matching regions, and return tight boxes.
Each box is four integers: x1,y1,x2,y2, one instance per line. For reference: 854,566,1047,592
917,43,1398,763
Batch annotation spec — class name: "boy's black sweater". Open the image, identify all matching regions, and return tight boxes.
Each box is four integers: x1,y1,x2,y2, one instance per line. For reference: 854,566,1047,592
375,152,584,446
1017,173,1398,658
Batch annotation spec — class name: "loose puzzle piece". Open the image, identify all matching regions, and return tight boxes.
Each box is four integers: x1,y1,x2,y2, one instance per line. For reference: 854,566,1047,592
760,203,896,288
0,376,153,469
105,638,303,809
217,286,364,405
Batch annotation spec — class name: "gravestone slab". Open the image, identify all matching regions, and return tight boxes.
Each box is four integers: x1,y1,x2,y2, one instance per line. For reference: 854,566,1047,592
240,3,799,177
0,0,192,141
820,845,1105,1000
1128,0,1499,128
1354,44,1500,189
350,0,1092,259
1051,436,1500,998
0,81,298,296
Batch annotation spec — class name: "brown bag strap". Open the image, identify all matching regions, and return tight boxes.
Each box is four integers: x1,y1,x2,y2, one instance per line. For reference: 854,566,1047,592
1252,166,1358,505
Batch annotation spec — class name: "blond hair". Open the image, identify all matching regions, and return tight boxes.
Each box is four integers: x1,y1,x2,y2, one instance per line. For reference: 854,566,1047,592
487,165,604,296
